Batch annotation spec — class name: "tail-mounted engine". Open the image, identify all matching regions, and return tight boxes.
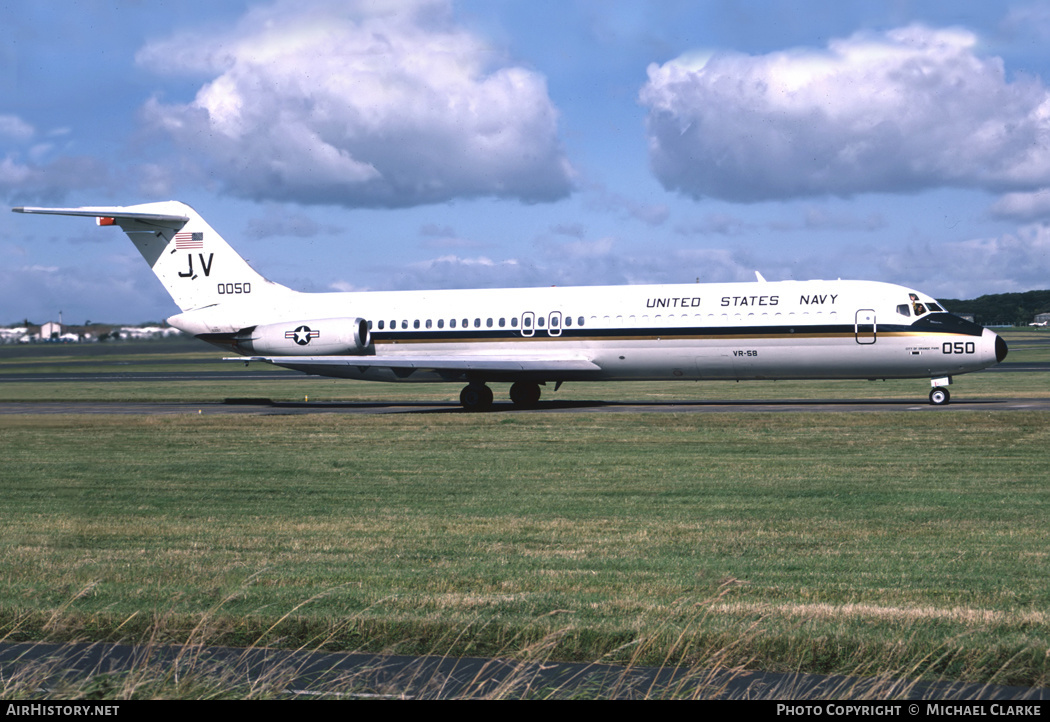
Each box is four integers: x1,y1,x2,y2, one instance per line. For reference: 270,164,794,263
234,317,371,356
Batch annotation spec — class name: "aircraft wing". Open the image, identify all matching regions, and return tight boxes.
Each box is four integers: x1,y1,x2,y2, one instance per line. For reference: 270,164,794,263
225,354,602,379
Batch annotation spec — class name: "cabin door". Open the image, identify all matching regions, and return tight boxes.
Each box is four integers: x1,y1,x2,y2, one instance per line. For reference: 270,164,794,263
855,309,876,344
548,311,562,337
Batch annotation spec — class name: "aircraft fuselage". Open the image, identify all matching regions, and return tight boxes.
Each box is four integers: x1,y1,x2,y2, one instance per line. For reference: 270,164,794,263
178,278,1003,386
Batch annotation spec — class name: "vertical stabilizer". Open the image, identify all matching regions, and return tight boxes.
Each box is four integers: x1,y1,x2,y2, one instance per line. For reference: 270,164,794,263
14,201,292,312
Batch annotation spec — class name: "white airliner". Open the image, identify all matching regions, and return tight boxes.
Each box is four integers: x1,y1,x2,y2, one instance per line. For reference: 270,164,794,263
13,201,1008,409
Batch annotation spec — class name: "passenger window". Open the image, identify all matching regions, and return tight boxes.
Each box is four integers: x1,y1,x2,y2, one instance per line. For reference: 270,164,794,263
450,319,456,328
474,318,481,328
537,317,545,327
579,317,586,326
426,319,432,329
511,318,518,327
401,320,408,329
413,320,420,329
565,316,572,327
378,320,385,330
524,317,532,328
438,319,444,329
486,318,493,328
498,318,505,327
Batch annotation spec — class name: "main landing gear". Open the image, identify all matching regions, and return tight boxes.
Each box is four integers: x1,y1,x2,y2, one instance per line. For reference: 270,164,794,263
459,381,544,411
509,381,541,409
459,383,494,411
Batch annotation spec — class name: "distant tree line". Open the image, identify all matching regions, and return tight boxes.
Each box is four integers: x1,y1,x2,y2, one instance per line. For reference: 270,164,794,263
940,290,1050,326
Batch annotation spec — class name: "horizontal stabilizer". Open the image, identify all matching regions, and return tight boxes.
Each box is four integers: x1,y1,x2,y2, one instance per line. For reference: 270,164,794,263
13,206,189,227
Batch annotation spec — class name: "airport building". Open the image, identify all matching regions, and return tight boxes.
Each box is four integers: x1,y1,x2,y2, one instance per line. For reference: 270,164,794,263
39,321,62,340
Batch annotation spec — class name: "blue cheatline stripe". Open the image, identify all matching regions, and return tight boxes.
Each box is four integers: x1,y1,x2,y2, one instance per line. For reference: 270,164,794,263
368,322,960,345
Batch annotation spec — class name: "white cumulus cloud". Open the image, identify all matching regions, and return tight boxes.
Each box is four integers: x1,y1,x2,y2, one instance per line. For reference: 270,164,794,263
989,189,1050,221
0,115,35,142
640,25,1050,202
0,114,114,202
138,0,574,207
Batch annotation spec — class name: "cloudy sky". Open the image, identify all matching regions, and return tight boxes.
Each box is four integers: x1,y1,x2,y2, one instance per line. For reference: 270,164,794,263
3,0,1050,323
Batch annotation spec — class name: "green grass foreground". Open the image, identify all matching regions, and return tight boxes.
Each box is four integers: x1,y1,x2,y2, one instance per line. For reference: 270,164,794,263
1,411,1047,689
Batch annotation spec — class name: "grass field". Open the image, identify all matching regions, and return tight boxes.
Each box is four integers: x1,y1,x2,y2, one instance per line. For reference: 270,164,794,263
0,330,1047,697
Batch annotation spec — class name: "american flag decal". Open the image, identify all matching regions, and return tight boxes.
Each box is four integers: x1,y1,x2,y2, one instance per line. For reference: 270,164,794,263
174,231,204,249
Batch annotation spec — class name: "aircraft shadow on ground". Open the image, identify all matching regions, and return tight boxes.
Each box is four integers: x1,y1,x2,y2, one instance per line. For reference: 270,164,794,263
254,397,1006,415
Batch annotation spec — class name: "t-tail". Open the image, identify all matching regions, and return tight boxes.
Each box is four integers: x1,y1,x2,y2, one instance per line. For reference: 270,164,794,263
13,201,295,335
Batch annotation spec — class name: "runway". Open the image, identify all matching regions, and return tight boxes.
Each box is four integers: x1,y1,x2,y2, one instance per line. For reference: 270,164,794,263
1,395,1048,416
1,640,1045,700
1,357,1046,414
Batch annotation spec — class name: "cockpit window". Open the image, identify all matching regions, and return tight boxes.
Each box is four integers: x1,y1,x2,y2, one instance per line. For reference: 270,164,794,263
908,293,929,316
906,300,944,316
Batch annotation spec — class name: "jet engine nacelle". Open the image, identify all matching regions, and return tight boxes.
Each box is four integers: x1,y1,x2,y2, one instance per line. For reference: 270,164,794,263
241,317,370,356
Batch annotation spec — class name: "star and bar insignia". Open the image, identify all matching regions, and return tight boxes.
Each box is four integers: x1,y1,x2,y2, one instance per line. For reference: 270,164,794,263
286,325,320,345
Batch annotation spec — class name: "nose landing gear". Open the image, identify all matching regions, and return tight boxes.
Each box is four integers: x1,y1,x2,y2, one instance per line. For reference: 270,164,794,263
929,387,950,405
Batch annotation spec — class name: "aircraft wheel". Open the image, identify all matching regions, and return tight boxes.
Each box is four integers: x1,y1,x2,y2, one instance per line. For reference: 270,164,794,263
460,383,493,411
509,381,542,408
929,387,950,406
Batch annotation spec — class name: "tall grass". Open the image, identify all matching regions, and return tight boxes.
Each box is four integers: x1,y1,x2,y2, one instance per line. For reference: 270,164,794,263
6,587,1041,701
3,583,1039,699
